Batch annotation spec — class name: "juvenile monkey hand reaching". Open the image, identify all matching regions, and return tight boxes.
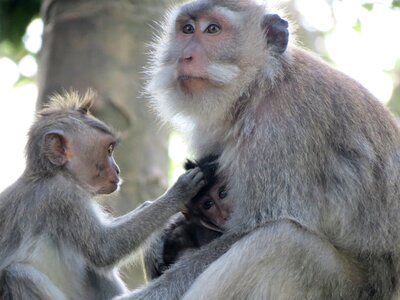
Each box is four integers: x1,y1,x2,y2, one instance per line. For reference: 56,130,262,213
137,167,205,212
166,167,206,208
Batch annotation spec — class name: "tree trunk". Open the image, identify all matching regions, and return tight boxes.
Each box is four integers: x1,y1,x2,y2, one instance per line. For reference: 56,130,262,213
38,0,169,288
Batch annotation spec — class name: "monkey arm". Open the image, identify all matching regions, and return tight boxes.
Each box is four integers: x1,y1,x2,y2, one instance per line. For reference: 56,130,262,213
116,221,365,300
141,229,169,281
181,221,365,300
53,167,204,268
114,231,244,300
61,195,187,268
141,213,195,280
140,216,182,281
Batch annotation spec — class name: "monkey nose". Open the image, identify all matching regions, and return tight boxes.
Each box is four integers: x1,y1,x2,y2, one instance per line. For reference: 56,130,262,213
115,165,120,175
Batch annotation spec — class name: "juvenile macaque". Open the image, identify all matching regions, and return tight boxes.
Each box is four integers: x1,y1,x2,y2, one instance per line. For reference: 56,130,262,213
116,0,400,299
0,90,205,300
143,155,231,279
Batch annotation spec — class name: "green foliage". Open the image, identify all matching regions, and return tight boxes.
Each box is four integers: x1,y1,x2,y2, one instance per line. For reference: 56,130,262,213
0,0,41,47
361,1,399,10
14,76,35,87
352,18,362,33
0,39,25,60
362,3,374,11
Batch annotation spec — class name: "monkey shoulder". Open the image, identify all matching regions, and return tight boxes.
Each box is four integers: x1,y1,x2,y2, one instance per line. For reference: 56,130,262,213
252,47,398,141
286,48,380,104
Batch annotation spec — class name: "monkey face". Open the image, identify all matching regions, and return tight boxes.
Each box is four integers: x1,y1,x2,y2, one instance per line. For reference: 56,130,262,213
187,179,232,232
174,9,241,94
145,3,267,128
65,130,121,195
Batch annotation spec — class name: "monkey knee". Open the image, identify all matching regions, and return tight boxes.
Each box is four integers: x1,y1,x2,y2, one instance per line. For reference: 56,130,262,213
218,222,365,299
262,222,366,297
1,264,67,300
1,266,41,299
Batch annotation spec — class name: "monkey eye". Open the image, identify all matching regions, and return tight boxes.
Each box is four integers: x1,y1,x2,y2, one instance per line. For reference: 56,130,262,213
219,187,227,199
182,24,195,34
107,143,115,155
202,200,214,210
205,24,221,34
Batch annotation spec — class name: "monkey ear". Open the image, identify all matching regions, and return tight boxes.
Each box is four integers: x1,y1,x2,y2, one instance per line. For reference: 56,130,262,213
182,209,191,220
262,14,289,54
44,130,69,166
182,210,195,221
182,206,196,221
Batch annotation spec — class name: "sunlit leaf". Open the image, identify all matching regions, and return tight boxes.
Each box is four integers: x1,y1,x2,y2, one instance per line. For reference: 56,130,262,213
352,19,362,33
362,3,374,11
392,0,400,8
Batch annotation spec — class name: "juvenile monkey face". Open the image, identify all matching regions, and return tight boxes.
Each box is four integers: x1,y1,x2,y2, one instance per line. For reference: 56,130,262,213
91,134,121,194
67,131,121,195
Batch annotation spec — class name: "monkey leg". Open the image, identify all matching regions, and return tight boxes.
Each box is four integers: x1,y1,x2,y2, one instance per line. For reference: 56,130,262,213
114,231,243,300
182,220,366,300
1,263,67,300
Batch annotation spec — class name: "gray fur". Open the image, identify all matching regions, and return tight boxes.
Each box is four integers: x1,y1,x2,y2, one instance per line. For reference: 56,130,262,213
0,91,205,299
117,0,400,299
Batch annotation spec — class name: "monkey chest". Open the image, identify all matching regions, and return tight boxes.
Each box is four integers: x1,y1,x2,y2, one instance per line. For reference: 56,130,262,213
29,237,89,299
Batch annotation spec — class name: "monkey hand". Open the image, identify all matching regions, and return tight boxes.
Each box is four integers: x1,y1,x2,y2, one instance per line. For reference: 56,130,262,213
168,167,206,204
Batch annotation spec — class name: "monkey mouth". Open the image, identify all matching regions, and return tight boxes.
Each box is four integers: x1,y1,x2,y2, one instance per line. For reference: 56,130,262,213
178,75,209,93
178,75,207,81
200,219,224,233
110,180,119,186
101,179,120,194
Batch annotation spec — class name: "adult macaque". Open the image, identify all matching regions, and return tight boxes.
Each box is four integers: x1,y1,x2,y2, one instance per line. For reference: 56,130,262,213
143,155,231,279
117,0,400,299
0,91,205,300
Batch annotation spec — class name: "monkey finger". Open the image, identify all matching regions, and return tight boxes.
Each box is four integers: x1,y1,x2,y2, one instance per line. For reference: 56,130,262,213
188,166,202,179
192,171,206,185
195,180,206,190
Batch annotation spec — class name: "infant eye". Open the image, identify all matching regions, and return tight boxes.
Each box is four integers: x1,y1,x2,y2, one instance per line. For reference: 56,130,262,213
202,200,214,210
219,187,227,199
205,24,221,34
182,24,195,34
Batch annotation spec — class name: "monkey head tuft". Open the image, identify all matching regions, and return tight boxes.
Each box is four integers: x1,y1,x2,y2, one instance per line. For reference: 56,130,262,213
40,89,97,116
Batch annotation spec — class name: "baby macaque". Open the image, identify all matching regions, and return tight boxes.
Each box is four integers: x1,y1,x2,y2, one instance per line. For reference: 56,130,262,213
143,155,232,279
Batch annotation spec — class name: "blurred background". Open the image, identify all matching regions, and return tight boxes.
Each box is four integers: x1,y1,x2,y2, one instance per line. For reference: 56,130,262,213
1,0,399,288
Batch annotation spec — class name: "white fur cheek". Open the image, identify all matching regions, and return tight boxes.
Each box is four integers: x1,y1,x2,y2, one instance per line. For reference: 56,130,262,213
146,63,182,124
207,63,240,85
145,62,242,134
146,63,177,94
